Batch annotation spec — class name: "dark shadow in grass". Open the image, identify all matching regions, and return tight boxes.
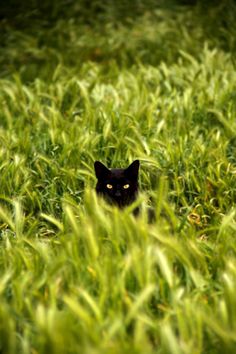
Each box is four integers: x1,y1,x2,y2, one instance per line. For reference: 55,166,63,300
226,136,236,166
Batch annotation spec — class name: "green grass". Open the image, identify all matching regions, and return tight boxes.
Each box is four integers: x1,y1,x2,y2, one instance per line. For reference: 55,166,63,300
1,1,236,353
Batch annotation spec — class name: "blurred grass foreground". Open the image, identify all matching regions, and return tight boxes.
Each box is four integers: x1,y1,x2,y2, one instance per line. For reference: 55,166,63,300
1,0,236,353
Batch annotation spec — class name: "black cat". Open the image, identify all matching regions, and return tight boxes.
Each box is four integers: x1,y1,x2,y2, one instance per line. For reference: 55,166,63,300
94,160,140,209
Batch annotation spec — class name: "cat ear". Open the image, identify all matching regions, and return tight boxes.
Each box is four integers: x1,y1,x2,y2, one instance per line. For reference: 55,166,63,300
125,160,140,180
94,161,110,179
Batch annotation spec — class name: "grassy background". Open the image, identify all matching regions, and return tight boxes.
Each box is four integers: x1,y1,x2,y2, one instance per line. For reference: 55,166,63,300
1,1,236,353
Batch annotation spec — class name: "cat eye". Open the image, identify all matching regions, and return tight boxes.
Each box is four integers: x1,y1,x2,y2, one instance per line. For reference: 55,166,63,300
123,184,130,189
106,184,113,189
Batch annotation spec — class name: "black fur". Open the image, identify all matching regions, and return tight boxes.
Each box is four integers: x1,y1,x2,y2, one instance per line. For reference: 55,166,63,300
94,160,139,209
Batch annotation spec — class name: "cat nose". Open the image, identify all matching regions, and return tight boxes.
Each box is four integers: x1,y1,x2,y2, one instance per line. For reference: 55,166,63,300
115,191,121,197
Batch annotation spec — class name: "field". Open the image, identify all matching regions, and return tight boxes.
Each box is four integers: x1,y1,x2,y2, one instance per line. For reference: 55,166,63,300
1,1,236,353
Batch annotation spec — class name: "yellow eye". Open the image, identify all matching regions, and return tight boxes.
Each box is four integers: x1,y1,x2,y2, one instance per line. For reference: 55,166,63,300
106,184,113,189
123,184,130,189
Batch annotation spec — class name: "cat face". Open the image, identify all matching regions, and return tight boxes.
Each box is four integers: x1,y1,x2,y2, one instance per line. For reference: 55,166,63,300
94,160,139,208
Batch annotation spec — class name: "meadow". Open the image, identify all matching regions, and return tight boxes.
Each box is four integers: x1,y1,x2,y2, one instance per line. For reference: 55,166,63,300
1,1,236,353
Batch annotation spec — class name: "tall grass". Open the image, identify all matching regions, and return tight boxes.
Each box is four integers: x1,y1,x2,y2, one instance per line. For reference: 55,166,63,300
1,1,236,353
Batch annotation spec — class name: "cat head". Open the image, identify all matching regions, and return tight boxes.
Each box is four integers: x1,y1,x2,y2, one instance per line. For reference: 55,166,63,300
94,160,140,208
